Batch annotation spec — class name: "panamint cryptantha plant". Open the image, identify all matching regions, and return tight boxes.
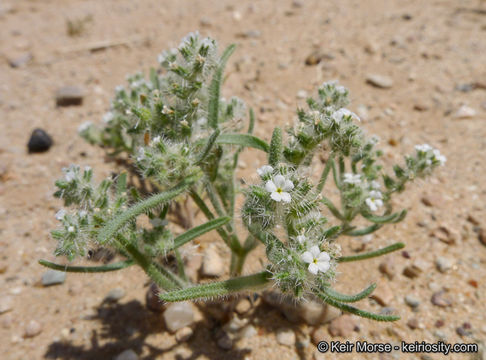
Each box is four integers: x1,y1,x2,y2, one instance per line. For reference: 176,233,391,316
40,32,446,322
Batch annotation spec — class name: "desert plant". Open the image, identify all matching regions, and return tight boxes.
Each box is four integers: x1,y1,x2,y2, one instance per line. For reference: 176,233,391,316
40,32,446,322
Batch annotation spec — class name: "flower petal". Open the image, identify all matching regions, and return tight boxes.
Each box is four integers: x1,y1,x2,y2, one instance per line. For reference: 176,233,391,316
283,179,294,191
317,251,330,262
265,180,277,193
317,261,330,273
296,235,306,244
301,251,314,264
273,174,286,188
280,192,291,203
270,191,282,202
308,263,319,275
310,245,321,257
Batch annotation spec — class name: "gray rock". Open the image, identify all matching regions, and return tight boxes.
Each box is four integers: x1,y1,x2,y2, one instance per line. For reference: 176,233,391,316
41,270,66,286
114,349,138,360
8,53,32,68
239,324,257,339
454,105,476,119
276,328,296,346
366,74,393,89
201,245,224,277
435,257,453,273
0,296,13,314
56,86,84,106
163,302,195,333
297,90,308,99
216,332,233,350
24,320,42,338
404,295,421,309
104,288,126,302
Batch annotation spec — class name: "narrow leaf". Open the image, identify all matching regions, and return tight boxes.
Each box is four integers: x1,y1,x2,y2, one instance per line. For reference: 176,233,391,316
345,223,382,236
317,157,333,192
338,242,405,263
160,271,271,302
362,209,407,224
321,196,344,220
316,292,400,321
172,217,231,250
196,129,221,165
98,175,200,244
216,134,269,152
39,259,134,273
320,283,376,303
208,44,236,128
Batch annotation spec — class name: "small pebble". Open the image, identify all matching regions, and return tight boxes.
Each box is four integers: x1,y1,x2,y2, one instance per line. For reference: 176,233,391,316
27,128,53,153
454,105,476,119
146,283,165,312
328,315,358,337
402,265,422,279
404,295,421,309
276,328,296,346
435,257,453,273
366,74,394,89
0,296,13,314
104,288,126,302
24,320,42,338
239,324,257,339
41,270,66,286
114,349,138,360
378,259,395,279
216,333,233,350
235,298,251,315
431,290,453,307
407,318,419,330
8,53,32,68
201,245,224,277
370,283,394,306
163,302,195,333
56,86,84,106
297,90,308,99
175,327,193,342
311,327,326,345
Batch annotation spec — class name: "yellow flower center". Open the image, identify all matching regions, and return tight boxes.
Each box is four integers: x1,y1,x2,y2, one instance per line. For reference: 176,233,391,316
276,187,283,193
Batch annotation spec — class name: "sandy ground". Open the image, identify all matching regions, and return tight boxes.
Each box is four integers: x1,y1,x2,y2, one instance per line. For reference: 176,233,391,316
1,0,486,359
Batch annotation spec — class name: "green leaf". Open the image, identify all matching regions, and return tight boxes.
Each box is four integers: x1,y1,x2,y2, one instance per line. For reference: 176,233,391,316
362,209,407,224
345,223,381,236
208,44,236,128
316,292,400,322
338,242,405,263
216,134,269,152
320,196,344,221
320,283,376,303
172,217,231,250
39,259,134,273
268,127,282,166
116,172,127,196
317,157,334,192
160,271,271,302
98,175,201,244
196,128,221,165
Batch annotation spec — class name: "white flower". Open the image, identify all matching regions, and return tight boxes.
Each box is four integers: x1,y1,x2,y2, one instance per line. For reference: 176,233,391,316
151,136,161,146
332,108,360,124
343,173,361,185
55,209,66,221
366,190,383,212
301,245,331,275
415,144,432,153
432,149,446,166
265,174,294,203
257,165,274,177
67,226,75,233
136,148,146,162
370,180,381,189
64,168,76,182
79,210,88,218
77,121,92,133
296,234,306,244
102,112,114,124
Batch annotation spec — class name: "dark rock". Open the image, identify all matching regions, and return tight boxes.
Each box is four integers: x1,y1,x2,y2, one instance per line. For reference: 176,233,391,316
27,128,53,153
403,265,422,279
146,283,165,312
56,86,84,106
